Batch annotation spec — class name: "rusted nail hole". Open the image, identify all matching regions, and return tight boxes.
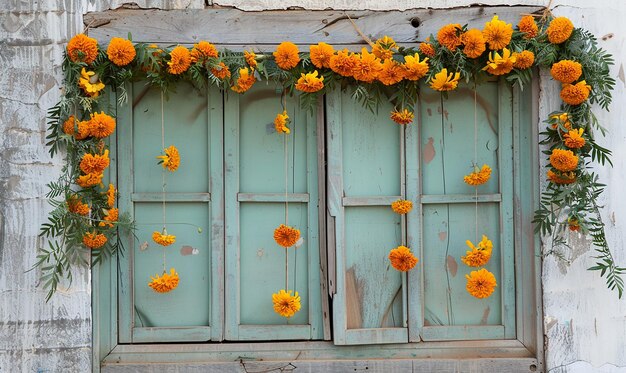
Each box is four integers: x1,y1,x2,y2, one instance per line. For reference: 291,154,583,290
410,17,421,28
529,364,537,371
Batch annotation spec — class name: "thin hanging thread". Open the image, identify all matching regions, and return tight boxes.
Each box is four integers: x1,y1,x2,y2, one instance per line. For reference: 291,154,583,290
291,107,298,295
282,92,289,292
161,90,166,272
473,83,478,244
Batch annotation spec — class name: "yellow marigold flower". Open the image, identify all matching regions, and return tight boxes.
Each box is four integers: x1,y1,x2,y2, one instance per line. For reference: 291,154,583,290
99,207,119,228
78,68,105,98
83,231,107,249
79,149,110,175
62,116,91,140
513,50,534,69
547,169,576,185
89,112,116,139
107,37,135,67
560,80,591,106
372,35,397,60
482,48,516,76
352,48,383,83
273,41,300,70
550,149,578,172
391,199,413,214
274,110,290,134
210,62,231,80
518,15,538,39
466,268,497,299
550,60,583,84
190,41,218,63
106,183,116,207
547,17,574,44
76,172,103,188
482,15,513,50
378,59,405,85
274,224,301,248
231,67,256,93
437,23,462,51
388,246,419,272
419,41,436,58
402,53,429,81
462,235,493,267
67,196,90,216
429,68,461,91
460,29,486,58
149,268,180,293
329,49,357,77
156,145,180,172
167,45,191,75
67,34,98,64
152,230,176,246
567,217,580,232
310,42,335,69
464,164,492,186
390,109,414,125
272,289,301,318
295,70,325,93
564,128,586,149
244,50,257,68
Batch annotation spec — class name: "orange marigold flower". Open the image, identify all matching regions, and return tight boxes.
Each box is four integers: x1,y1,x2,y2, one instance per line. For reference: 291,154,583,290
83,231,107,249
190,41,218,63
437,23,462,51
89,112,116,138
62,116,91,140
551,112,573,132
244,50,257,68
402,53,429,81
149,268,180,293
99,208,119,227
547,17,574,44
567,217,580,232
156,145,180,172
106,183,116,207
76,172,103,188
460,29,486,59
78,68,105,97
272,289,301,318
79,149,110,175
550,149,578,172
464,164,492,186
107,37,135,67
273,42,300,70
550,60,583,84
513,50,534,69
482,15,513,50
482,48,516,76
388,245,419,272
274,224,301,248
295,70,325,93
378,59,405,85
210,62,231,80
547,169,576,184
465,268,497,299
231,67,256,93
67,196,90,216
561,80,591,106
310,42,335,69
152,230,176,246
274,110,290,134
518,15,538,39
352,48,383,83
563,128,586,149
462,235,493,267
419,41,436,58
429,68,461,91
329,49,357,77
390,109,414,125
372,35,397,60
391,199,413,214
67,34,99,64
168,45,191,75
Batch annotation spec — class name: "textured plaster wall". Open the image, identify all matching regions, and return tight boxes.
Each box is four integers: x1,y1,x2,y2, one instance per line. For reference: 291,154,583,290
0,1,624,372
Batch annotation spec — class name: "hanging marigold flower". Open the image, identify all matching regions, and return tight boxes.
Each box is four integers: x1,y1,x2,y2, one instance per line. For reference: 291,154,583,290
378,59,405,85
167,45,191,75
67,196,90,216
563,128,586,149
310,42,335,69
372,35,397,60
483,48,516,76
76,172,103,188
329,49,357,77
462,235,493,267
156,145,180,172
518,15,538,39
551,112,573,132
464,164,492,186
106,37,136,66
547,169,576,184
550,60,583,84
482,15,513,50
273,41,300,70
437,23,463,51
274,110,291,134
62,116,91,140
231,67,256,93
388,246,419,272
547,17,574,44
190,41,218,63
513,50,534,70
402,53,429,81
567,217,581,232
210,62,231,80
88,112,116,139
560,81,591,106
550,148,579,172
152,230,176,246
419,40,436,58
390,109,414,125
460,29,486,59
106,183,116,207
272,289,301,318
67,34,99,64
274,224,301,248
466,268,497,299
149,268,180,293
295,70,325,93
352,48,383,83
429,68,461,91
99,208,119,227
244,50,257,68
391,199,413,214
83,231,107,249
78,68,105,97
80,149,110,174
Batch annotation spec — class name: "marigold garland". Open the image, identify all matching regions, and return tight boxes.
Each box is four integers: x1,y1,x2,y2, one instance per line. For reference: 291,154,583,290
243,50,258,68
462,235,493,267
310,42,335,69
99,208,119,228
547,169,576,185
106,184,116,208
78,68,105,97
551,60,583,84
465,268,497,299
274,110,291,134
83,231,107,249
518,15,538,39
190,41,218,63
372,35,397,60
460,29,486,59
378,59,405,86
437,23,462,51
274,224,301,248
560,80,591,105
79,149,110,174
482,15,513,50
156,145,180,172
168,45,191,75
388,246,419,272
402,53,429,81
89,112,116,139
67,34,98,64
390,109,414,125
483,48,516,76
391,199,413,214
463,164,492,186
352,48,382,83
76,172,103,188
547,16,574,44
419,40,435,57
107,37,136,67
62,116,90,140
272,289,301,318
563,128,586,149
429,68,461,91
513,50,535,70
273,41,300,70
152,230,176,246
67,196,90,216
329,49,357,77
549,149,579,172
295,70,325,92
211,62,231,80
231,67,256,93
149,268,180,293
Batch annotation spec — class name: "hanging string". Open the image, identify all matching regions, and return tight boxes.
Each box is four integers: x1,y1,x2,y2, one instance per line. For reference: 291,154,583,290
161,90,167,273
281,92,289,292
291,105,298,295
473,82,478,244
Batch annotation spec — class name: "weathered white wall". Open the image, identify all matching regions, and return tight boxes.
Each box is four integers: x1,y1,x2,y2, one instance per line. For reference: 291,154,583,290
0,1,624,372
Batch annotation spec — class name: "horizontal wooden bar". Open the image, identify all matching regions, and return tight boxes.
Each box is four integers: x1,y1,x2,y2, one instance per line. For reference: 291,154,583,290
342,196,402,206
132,326,211,343
344,328,408,345
131,192,210,202
420,194,502,204
237,193,309,203
237,325,311,341
421,325,505,341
